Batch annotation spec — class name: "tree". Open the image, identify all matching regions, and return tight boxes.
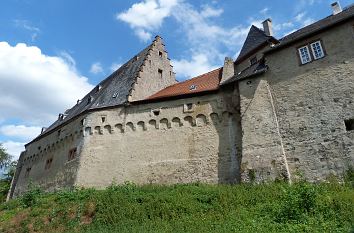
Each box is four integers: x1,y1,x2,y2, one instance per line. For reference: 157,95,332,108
0,143,11,169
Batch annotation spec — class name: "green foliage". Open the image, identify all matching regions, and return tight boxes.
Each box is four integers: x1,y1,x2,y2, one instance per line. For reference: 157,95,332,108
21,184,42,207
0,143,11,169
0,181,353,233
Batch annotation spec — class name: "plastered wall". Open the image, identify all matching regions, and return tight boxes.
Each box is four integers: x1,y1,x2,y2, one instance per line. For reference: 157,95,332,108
77,91,241,188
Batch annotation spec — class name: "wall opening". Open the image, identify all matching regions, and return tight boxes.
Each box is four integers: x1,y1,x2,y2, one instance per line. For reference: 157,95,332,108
101,117,106,123
159,51,163,58
345,119,354,131
158,69,163,78
45,158,53,170
153,109,160,116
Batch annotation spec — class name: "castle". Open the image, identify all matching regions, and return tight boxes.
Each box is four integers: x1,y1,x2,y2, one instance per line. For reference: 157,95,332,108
8,2,354,199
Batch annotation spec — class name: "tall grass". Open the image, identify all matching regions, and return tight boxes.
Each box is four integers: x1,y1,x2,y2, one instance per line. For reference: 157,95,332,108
0,181,353,233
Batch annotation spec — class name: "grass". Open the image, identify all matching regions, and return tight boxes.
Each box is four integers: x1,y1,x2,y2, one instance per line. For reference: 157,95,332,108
0,180,353,233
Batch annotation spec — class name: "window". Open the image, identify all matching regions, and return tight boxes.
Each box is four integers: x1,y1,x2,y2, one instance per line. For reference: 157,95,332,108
345,119,354,131
189,85,197,91
297,40,326,65
68,148,77,161
186,103,193,110
250,56,257,65
159,51,163,58
298,46,312,64
152,109,160,116
101,117,106,123
112,92,119,98
158,69,163,78
45,158,53,170
310,41,325,60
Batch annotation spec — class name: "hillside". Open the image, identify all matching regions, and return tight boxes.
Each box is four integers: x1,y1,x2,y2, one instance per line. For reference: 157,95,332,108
0,180,353,233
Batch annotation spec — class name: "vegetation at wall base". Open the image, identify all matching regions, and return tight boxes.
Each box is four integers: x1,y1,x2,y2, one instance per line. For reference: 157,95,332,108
0,179,353,233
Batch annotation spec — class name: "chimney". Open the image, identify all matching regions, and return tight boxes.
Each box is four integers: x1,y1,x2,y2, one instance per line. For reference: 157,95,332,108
331,2,342,15
262,18,273,37
220,57,235,84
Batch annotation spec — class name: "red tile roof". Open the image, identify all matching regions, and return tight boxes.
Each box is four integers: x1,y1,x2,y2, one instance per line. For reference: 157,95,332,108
147,67,223,100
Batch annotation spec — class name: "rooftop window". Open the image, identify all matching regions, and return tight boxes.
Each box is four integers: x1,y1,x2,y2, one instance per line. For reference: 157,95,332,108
189,85,197,91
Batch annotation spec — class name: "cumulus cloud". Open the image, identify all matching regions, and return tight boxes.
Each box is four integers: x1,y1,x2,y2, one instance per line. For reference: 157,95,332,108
117,0,179,41
0,125,41,141
0,42,94,126
200,5,223,18
90,62,104,74
172,53,218,79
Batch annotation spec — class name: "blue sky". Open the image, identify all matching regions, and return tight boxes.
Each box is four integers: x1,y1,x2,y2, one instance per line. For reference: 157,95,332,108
0,0,353,159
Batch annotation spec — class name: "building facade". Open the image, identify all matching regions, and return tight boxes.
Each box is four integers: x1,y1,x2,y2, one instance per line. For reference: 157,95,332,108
8,3,354,199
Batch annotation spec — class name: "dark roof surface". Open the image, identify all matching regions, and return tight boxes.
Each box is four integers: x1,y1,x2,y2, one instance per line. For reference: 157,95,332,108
147,67,222,101
29,42,153,144
222,61,268,85
266,4,354,53
235,25,276,63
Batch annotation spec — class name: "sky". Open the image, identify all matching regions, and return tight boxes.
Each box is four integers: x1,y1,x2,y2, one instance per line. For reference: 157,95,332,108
0,0,353,160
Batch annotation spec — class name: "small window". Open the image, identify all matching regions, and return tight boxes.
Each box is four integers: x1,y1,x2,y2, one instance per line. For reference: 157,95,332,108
45,158,53,170
186,103,193,110
158,69,163,78
112,92,119,98
57,129,61,137
298,46,312,64
159,51,163,58
87,96,92,105
68,148,77,161
152,109,160,116
310,41,325,60
101,117,106,123
250,56,257,65
345,119,354,131
189,85,197,91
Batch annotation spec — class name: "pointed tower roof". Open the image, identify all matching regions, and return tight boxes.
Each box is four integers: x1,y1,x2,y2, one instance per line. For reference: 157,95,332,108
235,25,277,64
30,39,156,143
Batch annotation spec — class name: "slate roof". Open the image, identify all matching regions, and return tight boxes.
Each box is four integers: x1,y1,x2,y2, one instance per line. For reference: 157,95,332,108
222,61,268,85
235,25,277,64
28,41,153,145
266,4,354,53
146,67,222,101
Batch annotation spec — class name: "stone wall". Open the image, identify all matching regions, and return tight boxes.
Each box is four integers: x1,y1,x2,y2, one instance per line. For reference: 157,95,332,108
76,91,242,188
239,20,354,182
11,115,86,197
129,36,176,102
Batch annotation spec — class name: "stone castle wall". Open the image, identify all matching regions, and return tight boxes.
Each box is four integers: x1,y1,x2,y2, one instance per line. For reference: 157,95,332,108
77,91,241,188
239,20,354,182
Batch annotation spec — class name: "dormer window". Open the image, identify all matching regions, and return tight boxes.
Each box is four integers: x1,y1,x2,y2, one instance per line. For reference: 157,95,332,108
189,85,197,91
250,56,257,65
297,40,326,65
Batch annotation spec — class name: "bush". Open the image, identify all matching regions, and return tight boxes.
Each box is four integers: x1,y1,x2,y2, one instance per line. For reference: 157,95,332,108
21,185,42,207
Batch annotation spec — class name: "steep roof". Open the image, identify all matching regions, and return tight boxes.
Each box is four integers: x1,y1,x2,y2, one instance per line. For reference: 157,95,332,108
146,67,222,101
222,60,268,85
29,40,154,145
266,4,354,53
235,25,277,64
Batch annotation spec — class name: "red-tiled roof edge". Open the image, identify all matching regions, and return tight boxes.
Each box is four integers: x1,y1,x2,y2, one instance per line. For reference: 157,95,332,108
145,67,223,101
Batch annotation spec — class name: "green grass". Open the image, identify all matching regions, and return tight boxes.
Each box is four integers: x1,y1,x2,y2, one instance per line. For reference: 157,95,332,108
0,181,353,233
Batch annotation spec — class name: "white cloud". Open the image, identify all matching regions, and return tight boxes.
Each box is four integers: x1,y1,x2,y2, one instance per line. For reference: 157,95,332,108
172,53,218,79
0,42,94,126
0,125,41,141
59,51,76,67
260,7,269,15
110,63,122,72
117,0,179,41
2,141,25,159
200,5,223,18
14,19,40,41
90,62,104,74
